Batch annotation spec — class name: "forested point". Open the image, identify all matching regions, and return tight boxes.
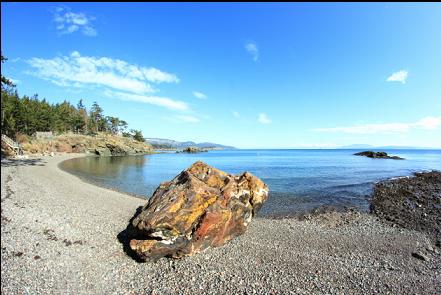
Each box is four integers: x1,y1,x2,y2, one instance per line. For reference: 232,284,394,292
1,54,145,142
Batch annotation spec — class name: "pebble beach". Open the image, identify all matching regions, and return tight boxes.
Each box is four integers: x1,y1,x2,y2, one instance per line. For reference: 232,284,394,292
1,154,440,294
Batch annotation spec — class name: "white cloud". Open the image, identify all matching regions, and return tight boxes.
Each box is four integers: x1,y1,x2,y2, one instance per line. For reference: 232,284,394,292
27,51,179,95
53,7,97,36
232,111,240,118
193,91,207,99
245,42,259,62
258,113,271,124
387,70,408,84
141,67,179,83
175,115,200,123
104,90,188,111
314,116,441,134
27,51,186,111
415,116,441,129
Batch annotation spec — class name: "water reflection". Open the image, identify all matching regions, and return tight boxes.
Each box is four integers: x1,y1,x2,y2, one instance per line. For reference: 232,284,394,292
60,149,441,215
61,155,148,178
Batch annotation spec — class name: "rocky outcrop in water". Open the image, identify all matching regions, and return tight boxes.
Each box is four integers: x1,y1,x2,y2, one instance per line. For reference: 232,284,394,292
371,171,441,244
127,161,269,262
93,139,153,156
95,142,148,156
177,146,208,153
95,147,112,157
354,151,404,160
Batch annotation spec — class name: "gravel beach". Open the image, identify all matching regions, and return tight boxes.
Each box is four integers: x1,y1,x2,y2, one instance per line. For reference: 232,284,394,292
1,154,440,294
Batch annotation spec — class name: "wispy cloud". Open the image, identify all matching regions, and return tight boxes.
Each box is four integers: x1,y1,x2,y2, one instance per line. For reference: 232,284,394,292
105,90,188,111
258,113,271,124
27,51,179,94
245,42,259,62
27,51,186,111
193,91,207,99
53,6,97,36
387,70,408,84
232,111,240,118
314,116,441,134
415,116,441,129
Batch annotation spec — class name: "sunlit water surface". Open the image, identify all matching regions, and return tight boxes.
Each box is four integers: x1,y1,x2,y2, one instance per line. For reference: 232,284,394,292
60,149,441,217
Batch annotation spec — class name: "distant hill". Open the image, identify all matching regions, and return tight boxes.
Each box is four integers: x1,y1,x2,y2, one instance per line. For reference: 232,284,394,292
146,138,236,150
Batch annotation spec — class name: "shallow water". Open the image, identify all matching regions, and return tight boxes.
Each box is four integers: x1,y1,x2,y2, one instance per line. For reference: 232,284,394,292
60,149,441,217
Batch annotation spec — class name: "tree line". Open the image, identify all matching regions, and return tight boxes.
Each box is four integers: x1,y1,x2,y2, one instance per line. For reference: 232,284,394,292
1,54,145,142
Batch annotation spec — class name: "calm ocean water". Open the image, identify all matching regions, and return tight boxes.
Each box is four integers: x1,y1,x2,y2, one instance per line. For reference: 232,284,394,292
60,149,441,217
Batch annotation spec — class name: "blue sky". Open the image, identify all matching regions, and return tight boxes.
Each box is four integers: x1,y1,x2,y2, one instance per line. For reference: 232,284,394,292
2,3,441,148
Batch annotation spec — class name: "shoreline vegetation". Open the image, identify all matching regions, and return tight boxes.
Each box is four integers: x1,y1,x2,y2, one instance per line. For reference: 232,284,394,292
1,154,440,293
1,56,151,159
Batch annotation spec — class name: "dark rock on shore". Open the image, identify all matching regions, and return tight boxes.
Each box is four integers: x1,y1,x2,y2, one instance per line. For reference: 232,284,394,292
95,147,112,157
371,171,441,244
412,252,430,261
104,143,129,156
127,161,269,262
354,151,404,159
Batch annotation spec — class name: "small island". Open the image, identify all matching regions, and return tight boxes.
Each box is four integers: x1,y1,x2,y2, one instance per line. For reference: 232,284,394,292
354,151,404,160
176,146,208,153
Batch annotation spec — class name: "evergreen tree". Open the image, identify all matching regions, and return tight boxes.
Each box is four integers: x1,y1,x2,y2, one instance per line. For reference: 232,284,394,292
77,99,85,111
131,129,145,142
1,54,15,89
89,101,103,133
118,120,128,134
106,116,120,134
1,56,141,140
77,99,88,134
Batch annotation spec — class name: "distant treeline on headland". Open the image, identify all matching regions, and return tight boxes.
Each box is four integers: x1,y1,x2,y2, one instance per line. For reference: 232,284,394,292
1,54,145,142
